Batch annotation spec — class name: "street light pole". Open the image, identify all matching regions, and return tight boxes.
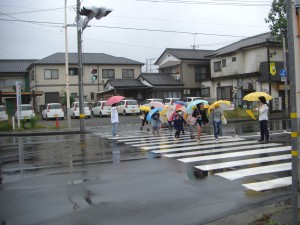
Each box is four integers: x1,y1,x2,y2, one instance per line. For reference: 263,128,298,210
77,0,85,132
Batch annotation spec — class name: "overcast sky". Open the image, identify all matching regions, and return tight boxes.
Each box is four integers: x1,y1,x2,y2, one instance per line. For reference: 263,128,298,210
0,0,272,71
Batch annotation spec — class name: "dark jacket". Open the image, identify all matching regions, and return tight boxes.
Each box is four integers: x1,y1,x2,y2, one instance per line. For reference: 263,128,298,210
192,107,209,124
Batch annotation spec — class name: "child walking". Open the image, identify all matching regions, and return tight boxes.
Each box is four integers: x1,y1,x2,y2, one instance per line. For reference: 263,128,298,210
173,110,186,141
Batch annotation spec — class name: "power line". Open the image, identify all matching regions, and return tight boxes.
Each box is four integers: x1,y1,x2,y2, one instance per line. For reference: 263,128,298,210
0,17,247,38
134,0,271,7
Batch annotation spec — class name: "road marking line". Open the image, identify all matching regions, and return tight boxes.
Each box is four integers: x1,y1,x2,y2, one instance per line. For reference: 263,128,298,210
216,162,291,180
242,176,292,191
195,154,291,171
179,146,291,163
163,143,282,158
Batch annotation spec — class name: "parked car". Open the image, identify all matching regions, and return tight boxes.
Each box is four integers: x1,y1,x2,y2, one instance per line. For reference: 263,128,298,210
0,105,8,121
140,98,164,106
91,101,111,117
70,102,91,119
42,103,64,120
15,104,35,121
164,98,181,106
183,97,203,105
117,99,140,116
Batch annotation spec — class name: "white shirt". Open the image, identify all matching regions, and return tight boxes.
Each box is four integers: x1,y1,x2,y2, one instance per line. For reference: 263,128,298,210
258,104,269,121
111,107,119,123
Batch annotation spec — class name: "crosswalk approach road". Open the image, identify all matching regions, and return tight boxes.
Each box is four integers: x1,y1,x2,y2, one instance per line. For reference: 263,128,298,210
95,128,291,192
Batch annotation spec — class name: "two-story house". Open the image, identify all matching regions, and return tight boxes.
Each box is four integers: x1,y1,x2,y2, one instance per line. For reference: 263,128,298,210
206,32,287,109
155,48,213,100
0,59,44,115
27,52,144,111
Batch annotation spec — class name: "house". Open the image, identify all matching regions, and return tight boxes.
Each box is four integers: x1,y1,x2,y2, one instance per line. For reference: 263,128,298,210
155,48,213,99
206,32,287,109
96,73,184,103
27,52,144,111
0,59,43,115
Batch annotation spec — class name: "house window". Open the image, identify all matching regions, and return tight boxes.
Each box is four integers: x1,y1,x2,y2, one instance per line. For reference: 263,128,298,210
31,71,34,81
91,92,94,100
222,59,226,67
201,88,210,97
232,57,237,62
195,66,210,81
102,69,115,79
213,61,221,72
217,86,232,100
122,69,134,78
69,67,78,75
0,79,24,88
44,69,58,79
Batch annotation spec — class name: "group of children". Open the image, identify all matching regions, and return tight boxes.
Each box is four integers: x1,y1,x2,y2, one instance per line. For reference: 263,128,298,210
140,102,223,144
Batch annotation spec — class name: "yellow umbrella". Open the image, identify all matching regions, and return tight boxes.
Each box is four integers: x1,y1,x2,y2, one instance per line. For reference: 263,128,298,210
246,110,256,120
208,100,231,113
139,105,151,112
243,92,273,101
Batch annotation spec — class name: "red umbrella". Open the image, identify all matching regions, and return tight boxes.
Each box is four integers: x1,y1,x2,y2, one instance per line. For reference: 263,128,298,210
106,96,125,106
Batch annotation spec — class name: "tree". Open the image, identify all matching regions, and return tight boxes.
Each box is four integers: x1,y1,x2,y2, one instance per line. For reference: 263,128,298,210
265,0,287,38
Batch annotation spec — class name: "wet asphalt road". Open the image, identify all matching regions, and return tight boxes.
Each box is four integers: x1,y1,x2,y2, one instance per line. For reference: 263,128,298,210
0,117,292,225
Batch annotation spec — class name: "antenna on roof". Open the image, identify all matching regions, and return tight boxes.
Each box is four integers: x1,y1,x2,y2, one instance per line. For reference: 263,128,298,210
191,33,200,49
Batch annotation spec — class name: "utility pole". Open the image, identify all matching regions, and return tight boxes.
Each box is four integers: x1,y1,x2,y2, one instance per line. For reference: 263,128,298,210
76,0,85,132
282,35,289,117
65,0,71,129
286,0,300,224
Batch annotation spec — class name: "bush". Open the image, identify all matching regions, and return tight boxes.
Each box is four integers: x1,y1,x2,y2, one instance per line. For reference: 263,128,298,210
30,116,38,129
0,121,12,131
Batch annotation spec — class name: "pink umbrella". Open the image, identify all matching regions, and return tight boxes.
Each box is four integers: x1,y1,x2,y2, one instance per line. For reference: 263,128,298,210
148,101,165,108
106,95,125,106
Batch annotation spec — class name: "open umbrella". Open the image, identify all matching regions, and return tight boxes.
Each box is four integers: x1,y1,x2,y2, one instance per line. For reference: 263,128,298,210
106,95,125,106
174,101,187,107
146,108,163,121
139,105,151,112
148,101,165,108
186,100,208,114
243,92,273,101
208,100,231,113
246,109,257,120
175,104,186,112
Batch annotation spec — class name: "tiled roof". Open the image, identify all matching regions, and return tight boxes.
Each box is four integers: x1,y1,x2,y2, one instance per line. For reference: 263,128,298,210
0,59,37,73
107,79,149,88
139,73,184,86
30,53,144,67
156,48,213,64
205,32,280,57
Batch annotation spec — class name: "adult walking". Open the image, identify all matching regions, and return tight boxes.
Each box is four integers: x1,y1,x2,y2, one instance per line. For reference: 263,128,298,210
192,102,209,144
210,104,223,141
256,96,269,143
140,110,150,131
111,103,119,137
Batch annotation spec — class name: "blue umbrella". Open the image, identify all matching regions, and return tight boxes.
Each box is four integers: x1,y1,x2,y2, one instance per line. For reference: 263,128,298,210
186,100,208,114
174,101,188,107
146,108,163,121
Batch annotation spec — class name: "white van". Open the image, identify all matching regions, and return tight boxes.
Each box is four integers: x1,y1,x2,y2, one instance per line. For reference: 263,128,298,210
117,99,140,116
164,98,181,106
70,102,91,119
183,97,203,105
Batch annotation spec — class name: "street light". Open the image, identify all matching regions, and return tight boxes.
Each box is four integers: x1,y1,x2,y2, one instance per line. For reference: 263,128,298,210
76,0,112,132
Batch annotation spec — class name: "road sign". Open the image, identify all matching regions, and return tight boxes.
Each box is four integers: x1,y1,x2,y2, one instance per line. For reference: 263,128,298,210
281,77,287,82
270,62,276,76
279,69,287,77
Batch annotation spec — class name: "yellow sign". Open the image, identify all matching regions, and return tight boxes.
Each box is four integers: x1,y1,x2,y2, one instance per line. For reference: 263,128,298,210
270,62,276,76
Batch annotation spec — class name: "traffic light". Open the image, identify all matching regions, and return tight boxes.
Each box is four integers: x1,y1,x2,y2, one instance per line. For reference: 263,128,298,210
79,6,113,30
91,68,98,83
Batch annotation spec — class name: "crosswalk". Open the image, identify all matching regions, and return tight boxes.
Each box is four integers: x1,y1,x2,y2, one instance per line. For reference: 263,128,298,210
102,129,291,192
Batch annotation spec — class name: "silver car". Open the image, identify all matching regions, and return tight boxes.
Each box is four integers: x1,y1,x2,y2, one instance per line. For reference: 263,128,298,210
91,101,111,117
70,102,91,119
42,103,64,120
